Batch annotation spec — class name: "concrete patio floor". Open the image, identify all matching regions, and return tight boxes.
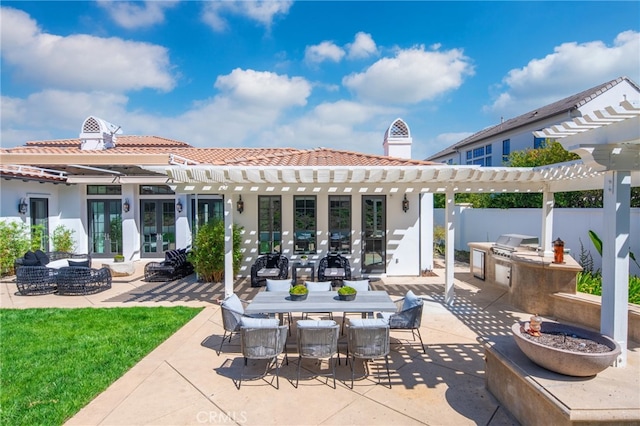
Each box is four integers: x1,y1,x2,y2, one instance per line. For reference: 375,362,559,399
1,261,638,425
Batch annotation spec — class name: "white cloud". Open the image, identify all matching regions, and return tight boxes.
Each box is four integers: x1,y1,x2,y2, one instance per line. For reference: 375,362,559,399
304,41,345,64
347,32,378,59
343,45,474,104
486,30,640,116
201,0,292,32
97,1,180,29
425,132,474,159
0,7,176,92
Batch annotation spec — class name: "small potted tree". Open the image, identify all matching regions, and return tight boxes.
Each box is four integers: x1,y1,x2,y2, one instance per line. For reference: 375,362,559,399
300,254,309,266
289,284,309,301
338,285,357,301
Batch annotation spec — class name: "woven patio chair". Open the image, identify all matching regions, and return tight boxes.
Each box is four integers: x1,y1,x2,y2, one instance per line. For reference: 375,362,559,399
15,266,58,296
238,323,289,389
250,253,289,287
339,279,372,335
377,290,426,353
218,294,268,355
295,320,340,388
346,318,391,389
317,252,351,286
56,266,112,295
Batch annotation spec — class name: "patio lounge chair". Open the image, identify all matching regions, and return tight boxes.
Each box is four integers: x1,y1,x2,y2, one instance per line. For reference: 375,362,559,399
250,253,289,287
56,266,112,295
317,252,351,286
14,250,92,296
238,320,289,389
377,290,426,353
144,248,193,282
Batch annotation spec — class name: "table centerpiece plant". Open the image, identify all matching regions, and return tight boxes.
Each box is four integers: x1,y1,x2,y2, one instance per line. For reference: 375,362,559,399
337,285,357,301
289,284,309,301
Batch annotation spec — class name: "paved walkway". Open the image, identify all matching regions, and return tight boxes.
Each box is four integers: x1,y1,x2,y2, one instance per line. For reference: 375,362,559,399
1,262,637,425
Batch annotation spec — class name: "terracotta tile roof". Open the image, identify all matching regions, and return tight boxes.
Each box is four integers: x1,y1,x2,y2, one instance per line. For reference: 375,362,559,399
0,164,67,182
25,135,193,148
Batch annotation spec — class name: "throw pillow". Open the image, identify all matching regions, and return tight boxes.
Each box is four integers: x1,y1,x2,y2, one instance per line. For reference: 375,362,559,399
22,251,39,266
68,259,91,268
240,317,279,328
222,293,244,315
297,319,337,328
34,250,50,266
401,290,422,312
265,254,279,269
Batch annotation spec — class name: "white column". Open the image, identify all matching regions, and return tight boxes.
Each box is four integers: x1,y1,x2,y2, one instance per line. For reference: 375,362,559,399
601,170,630,367
224,195,234,298
420,193,434,273
445,188,455,305
541,189,554,256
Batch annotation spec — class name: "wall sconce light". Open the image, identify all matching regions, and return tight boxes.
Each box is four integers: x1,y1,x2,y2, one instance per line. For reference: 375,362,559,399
122,199,130,213
236,195,244,214
176,199,183,213
402,194,410,213
18,198,28,215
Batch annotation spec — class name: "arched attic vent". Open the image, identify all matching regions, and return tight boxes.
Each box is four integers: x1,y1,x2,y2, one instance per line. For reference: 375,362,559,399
383,118,412,159
79,116,122,150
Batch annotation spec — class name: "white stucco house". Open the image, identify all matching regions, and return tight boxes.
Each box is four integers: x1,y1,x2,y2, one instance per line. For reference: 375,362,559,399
426,76,640,166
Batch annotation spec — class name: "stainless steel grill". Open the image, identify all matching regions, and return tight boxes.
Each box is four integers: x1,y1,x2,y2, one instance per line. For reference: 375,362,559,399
490,234,539,259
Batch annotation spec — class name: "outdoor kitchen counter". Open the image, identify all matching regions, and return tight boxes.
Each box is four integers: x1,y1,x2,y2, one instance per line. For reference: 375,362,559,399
468,242,582,316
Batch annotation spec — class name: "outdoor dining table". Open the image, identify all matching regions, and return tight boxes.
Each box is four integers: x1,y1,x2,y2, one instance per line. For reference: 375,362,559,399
244,290,397,324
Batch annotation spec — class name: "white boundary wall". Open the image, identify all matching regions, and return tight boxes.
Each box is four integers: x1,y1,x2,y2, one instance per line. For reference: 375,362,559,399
434,207,640,276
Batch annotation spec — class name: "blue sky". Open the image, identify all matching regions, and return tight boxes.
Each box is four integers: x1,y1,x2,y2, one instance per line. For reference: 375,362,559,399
1,1,639,158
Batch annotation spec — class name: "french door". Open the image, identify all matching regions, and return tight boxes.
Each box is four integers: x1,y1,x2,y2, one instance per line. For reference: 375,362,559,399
30,198,49,251
362,195,386,274
141,200,176,257
88,200,122,257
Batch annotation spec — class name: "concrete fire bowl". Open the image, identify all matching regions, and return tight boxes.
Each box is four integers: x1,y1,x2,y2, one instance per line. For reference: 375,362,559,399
512,321,621,377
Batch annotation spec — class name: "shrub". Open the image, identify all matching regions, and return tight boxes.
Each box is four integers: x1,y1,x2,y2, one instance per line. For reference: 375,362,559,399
0,220,30,276
337,285,356,295
290,285,308,295
51,225,76,253
191,220,243,282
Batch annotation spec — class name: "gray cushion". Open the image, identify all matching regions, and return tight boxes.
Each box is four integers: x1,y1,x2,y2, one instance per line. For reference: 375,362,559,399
222,293,244,315
402,290,422,312
348,318,388,328
266,279,291,291
305,281,332,291
68,259,91,268
240,317,279,328
343,280,370,291
297,319,337,328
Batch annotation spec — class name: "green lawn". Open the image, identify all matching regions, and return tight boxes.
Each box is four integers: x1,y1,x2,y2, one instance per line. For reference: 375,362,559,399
0,307,202,426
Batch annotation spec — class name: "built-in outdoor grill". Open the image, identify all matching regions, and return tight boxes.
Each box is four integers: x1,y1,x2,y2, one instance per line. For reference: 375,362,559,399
487,234,539,287
490,234,539,259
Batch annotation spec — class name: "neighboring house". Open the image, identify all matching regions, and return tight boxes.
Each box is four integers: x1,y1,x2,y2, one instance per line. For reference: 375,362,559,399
0,117,438,279
426,76,640,165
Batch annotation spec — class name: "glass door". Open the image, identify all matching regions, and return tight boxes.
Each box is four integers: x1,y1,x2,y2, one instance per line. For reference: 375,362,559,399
141,200,176,257
30,198,49,251
362,195,386,274
88,200,122,257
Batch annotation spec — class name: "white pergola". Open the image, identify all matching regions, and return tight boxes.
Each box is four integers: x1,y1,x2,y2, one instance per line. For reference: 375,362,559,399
143,102,639,366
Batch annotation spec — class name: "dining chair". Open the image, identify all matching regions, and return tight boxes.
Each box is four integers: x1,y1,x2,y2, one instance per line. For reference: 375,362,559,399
266,278,293,334
295,320,340,388
339,279,371,335
238,320,289,389
346,318,391,389
377,290,426,353
218,293,268,355
302,281,334,319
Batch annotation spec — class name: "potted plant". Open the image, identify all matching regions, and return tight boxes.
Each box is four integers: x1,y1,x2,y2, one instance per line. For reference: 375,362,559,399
338,285,357,301
289,284,309,301
114,254,125,263
300,254,308,265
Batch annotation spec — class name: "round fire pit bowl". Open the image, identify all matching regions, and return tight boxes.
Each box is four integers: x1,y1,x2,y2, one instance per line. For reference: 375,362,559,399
512,321,621,377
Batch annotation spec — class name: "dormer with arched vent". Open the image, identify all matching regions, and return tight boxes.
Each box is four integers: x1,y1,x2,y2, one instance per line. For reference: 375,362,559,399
383,118,412,159
79,116,122,150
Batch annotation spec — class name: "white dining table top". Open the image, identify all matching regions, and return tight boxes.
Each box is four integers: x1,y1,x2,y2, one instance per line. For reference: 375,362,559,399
244,290,397,314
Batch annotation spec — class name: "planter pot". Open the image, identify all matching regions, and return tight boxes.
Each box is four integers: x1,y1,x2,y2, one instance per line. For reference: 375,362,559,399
338,293,356,301
114,258,124,263
512,321,621,377
289,293,308,301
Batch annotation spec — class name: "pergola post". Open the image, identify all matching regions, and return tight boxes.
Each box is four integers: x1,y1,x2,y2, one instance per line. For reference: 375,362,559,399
601,170,630,366
224,194,234,298
445,188,455,305
541,189,554,256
